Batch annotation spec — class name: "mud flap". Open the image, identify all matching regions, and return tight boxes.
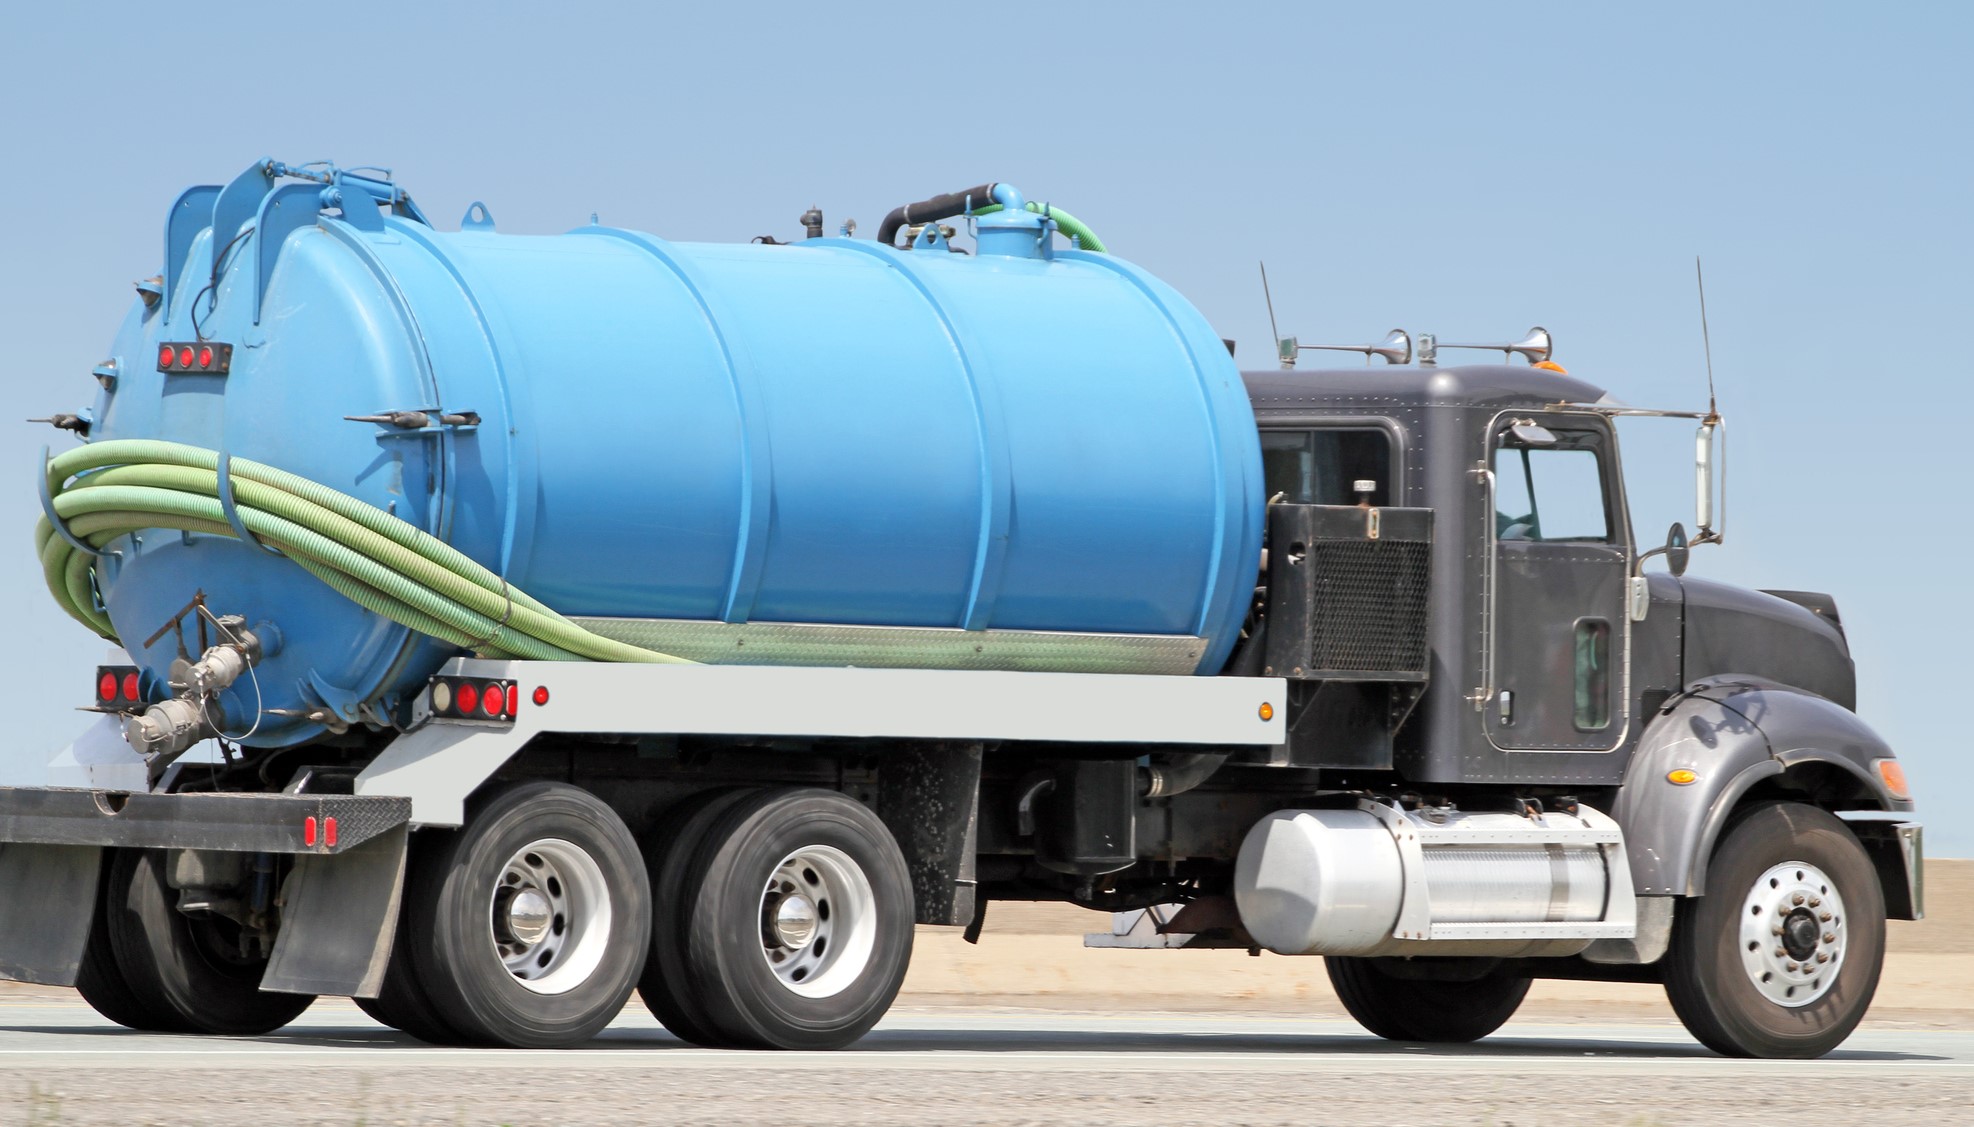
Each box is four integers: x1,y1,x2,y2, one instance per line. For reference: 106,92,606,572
262,824,408,998
0,843,102,986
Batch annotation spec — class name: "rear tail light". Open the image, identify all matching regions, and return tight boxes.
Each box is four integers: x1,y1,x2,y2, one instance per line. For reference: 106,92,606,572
95,665,142,710
154,341,233,374
427,675,519,724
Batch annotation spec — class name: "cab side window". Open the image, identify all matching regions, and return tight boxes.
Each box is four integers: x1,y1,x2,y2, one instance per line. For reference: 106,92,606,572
1262,429,1394,506
1493,440,1610,543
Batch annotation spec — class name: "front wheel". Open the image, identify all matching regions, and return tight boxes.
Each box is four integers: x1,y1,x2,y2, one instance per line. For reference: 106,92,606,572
1326,956,1531,1043
1663,801,1885,1058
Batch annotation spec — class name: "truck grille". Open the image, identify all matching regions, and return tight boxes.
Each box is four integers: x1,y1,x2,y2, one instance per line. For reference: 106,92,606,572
1263,505,1433,682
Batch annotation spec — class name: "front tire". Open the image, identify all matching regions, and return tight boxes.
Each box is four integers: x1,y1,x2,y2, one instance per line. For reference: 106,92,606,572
404,781,651,1048
1663,801,1885,1058
1326,956,1531,1043
671,787,914,1050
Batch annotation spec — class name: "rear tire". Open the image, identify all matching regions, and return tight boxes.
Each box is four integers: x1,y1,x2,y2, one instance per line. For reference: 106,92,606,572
670,787,914,1050
1326,956,1531,1043
404,781,651,1048
353,834,463,1045
74,850,190,1033
98,848,315,1036
638,788,757,1046
1663,802,1884,1059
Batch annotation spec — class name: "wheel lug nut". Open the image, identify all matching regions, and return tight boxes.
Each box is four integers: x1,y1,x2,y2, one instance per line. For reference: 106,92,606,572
1792,893,1806,906
1808,897,1821,908
1819,911,1832,922
1772,925,1786,936
1774,947,1788,958
1816,953,1830,963
1786,962,1799,972
1823,933,1836,944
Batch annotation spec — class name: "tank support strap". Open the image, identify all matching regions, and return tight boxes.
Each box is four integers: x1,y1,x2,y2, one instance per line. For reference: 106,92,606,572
38,446,102,558
216,453,283,557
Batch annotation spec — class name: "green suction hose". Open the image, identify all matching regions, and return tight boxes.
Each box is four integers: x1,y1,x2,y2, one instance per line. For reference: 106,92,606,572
969,202,1108,254
35,439,693,664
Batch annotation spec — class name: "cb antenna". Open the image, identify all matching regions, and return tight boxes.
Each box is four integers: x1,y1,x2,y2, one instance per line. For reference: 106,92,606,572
1260,261,1286,369
1695,256,1717,417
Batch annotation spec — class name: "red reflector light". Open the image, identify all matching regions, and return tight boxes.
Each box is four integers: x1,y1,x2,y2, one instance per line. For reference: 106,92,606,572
121,672,141,702
324,817,338,848
455,681,479,714
532,686,549,707
98,672,117,701
177,346,195,368
157,344,175,369
303,816,318,847
197,345,214,369
482,683,505,716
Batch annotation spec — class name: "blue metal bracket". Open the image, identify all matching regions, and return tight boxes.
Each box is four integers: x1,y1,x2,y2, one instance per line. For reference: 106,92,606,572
325,186,384,232
161,185,221,324
460,202,496,231
216,453,283,556
211,159,276,257
252,183,327,325
38,446,102,558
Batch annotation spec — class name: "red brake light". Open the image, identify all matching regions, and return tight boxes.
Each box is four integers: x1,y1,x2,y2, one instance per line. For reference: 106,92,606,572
197,345,214,369
157,344,175,369
98,672,118,701
303,816,318,847
121,672,141,702
532,686,549,707
455,681,478,714
482,683,505,717
324,816,338,848
177,346,195,368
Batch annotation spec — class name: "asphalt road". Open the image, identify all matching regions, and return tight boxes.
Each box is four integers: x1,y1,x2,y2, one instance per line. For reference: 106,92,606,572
0,996,1967,1125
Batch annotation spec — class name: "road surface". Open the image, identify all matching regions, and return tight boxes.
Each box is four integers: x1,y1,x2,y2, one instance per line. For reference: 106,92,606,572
0,995,1967,1125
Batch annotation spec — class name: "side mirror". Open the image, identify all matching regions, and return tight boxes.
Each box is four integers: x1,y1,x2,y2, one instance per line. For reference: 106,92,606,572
1695,421,1716,536
1664,522,1690,577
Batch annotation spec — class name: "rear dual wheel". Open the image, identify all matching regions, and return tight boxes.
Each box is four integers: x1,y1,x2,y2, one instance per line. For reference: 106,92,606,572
76,848,315,1036
640,787,914,1049
1326,956,1531,1043
384,781,651,1048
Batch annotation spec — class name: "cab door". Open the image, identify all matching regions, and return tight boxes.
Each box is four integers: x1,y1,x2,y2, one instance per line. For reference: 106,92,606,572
1483,414,1630,751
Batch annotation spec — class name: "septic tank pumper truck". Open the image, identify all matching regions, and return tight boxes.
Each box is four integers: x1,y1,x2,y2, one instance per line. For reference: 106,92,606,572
9,161,1920,1058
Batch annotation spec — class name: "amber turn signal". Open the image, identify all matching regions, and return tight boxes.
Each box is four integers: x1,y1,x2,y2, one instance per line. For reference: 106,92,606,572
1874,758,1910,800
1666,769,1698,786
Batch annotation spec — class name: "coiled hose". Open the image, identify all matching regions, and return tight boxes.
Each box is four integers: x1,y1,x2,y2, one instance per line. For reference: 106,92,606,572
35,439,692,664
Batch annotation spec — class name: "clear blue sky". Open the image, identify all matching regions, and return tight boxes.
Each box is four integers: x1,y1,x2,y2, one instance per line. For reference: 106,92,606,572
3,3,1968,851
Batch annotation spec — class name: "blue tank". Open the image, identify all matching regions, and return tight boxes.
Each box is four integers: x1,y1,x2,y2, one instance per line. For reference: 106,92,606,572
72,161,1264,745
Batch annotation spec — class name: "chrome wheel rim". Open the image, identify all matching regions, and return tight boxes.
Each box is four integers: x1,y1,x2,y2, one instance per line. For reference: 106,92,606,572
758,845,876,999
489,838,612,996
1739,860,1847,1008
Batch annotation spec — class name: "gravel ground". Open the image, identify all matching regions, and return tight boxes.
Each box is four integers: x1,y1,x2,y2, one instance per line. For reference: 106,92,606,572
6,1066,1972,1127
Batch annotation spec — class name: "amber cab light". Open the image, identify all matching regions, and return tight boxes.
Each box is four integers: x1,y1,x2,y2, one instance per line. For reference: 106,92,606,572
1875,759,1910,801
